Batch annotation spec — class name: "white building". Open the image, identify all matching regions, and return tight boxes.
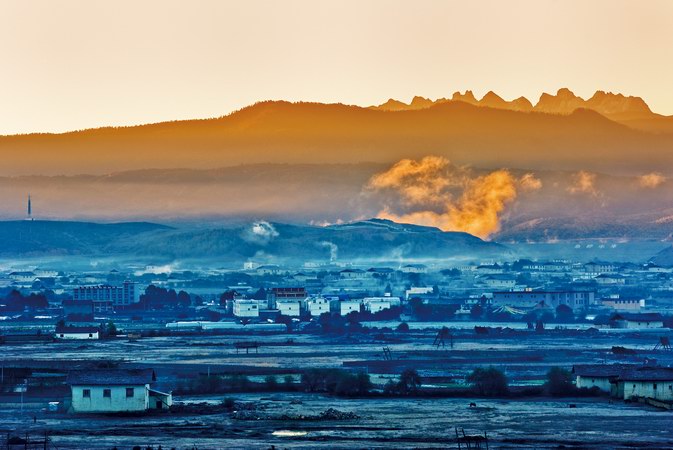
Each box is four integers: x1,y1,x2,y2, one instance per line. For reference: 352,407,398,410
276,299,301,317
67,368,171,413
615,367,673,402
233,299,260,318
8,271,36,283
307,297,331,316
72,281,139,312
405,287,434,301
363,297,397,313
610,313,663,329
400,264,427,274
339,300,361,316
572,364,631,394
600,296,644,311
55,326,100,340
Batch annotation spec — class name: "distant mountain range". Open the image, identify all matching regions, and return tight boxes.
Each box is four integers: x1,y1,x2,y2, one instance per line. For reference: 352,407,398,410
1,90,672,176
0,219,508,262
372,88,673,133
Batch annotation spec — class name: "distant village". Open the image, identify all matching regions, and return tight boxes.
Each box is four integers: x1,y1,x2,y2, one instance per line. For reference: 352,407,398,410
2,254,673,448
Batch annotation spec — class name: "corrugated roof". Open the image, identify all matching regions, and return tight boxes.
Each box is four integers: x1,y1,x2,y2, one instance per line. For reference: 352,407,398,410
67,368,155,386
618,367,673,382
572,364,637,378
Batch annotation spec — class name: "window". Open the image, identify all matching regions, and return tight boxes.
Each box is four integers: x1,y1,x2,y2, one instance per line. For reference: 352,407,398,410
103,389,111,398
126,387,134,398
88,333,93,338
653,383,657,390
83,389,91,398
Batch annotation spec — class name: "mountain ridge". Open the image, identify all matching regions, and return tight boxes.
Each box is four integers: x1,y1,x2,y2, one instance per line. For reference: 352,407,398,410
1,98,669,176
372,88,669,132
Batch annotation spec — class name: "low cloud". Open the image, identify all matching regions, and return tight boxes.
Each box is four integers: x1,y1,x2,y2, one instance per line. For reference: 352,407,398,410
367,156,523,239
568,171,598,196
519,173,542,191
638,172,666,189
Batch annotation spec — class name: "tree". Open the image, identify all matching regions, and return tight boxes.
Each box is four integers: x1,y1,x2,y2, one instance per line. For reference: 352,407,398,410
556,304,574,322
397,322,410,332
470,304,484,319
546,367,575,396
397,369,421,394
106,321,118,336
177,290,191,308
467,367,508,396
264,375,278,390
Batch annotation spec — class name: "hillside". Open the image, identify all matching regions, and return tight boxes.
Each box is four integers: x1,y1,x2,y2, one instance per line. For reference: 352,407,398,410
0,219,508,262
1,100,671,175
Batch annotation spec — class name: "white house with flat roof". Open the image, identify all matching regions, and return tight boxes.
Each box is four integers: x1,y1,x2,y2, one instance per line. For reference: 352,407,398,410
276,299,301,317
233,299,260,318
307,297,331,317
339,300,361,316
363,297,392,313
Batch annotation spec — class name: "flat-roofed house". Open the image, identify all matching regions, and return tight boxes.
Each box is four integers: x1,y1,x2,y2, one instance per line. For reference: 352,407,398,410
307,296,331,316
276,299,301,317
233,299,260,318
67,368,172,413
339,299,361,316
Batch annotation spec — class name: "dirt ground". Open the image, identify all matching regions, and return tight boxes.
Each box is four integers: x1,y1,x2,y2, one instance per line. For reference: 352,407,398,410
2,393,673,449
2,327,673,449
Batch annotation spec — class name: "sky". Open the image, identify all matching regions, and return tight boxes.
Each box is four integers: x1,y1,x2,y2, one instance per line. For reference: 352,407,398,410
1,0,673,135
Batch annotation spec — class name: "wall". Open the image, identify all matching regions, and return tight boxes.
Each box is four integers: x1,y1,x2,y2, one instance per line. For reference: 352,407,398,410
622,381,673,401
71,384,148,413
576,375,612,393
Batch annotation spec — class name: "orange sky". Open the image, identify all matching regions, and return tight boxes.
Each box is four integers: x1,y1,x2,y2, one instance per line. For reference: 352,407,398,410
1,0,672,135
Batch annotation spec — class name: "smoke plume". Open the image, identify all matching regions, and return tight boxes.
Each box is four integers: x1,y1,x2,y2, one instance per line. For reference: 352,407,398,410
367,156,524,239
319,241,338,262
242,220,279,245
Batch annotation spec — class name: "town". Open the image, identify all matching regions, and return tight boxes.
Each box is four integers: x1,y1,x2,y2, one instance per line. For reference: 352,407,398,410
2,255,673,448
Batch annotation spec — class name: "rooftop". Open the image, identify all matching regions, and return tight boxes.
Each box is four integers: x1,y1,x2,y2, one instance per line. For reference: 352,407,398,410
67,368,156,386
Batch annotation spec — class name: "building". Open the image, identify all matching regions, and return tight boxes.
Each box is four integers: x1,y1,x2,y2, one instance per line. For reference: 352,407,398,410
276,299,301,317
405,287,434,301
400,264,428,274
55,325,99,340
610,313,664,329
72,281,138,312
255,265,283,276
599,296,644,311
614,367,673,402
307,297,331,316
67,368,172,413
492,290,595,311
363,297,392,313
595,273,626,285
339,269,367,279
584,262,618,275
339,300,361,316
482,275,517,289
233,299,260,318
572,364,634,394
8,271,36,283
